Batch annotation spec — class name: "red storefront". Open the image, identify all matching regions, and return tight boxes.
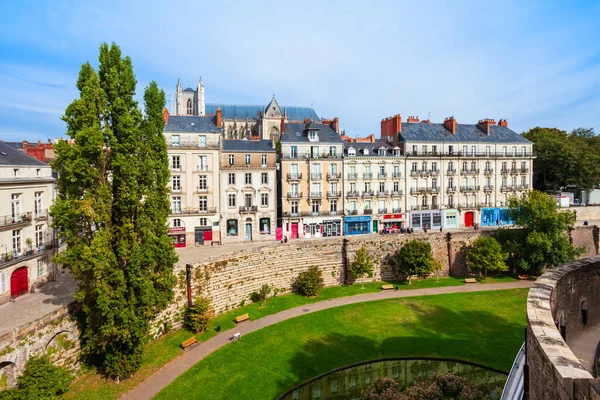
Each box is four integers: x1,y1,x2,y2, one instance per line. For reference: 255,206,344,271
169,227,186,248
382,213,405,232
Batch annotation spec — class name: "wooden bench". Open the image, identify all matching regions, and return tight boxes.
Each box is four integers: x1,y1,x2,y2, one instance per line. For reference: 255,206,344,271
235,313,250,323
464,278,477,284
518,275,530,280
181,337,198,349
381,284,394,290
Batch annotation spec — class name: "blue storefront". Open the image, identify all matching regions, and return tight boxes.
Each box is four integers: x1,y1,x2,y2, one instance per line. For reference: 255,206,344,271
480,207,514,227
344,216,371,235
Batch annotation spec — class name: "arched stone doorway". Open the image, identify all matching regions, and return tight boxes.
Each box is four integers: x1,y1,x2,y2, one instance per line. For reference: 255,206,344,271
10,267,28,298
0,361,17,389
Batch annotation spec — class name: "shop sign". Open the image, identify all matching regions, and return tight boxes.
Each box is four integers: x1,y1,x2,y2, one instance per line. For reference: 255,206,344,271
170,227,186,233
383,214,403,220
344,216,371,222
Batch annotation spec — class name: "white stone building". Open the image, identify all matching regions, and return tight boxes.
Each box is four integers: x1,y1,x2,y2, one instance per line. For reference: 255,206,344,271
0,142,55,305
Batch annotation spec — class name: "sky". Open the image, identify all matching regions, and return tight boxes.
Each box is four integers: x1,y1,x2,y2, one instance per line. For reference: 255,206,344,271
0,0,599,142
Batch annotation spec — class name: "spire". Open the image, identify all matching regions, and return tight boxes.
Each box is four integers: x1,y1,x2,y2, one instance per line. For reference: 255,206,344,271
177,79,181,89
199,76,204,87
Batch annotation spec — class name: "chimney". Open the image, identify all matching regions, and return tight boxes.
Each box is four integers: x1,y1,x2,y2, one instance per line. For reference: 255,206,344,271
477,118,496,135
332,117,339,133
163,108,169,124
407,116,420,123
380,114,401,142
498,119,508,128
216,107,223,128
280,117,285,135
304,118,311,124
420,119,430,124
444,117,457,134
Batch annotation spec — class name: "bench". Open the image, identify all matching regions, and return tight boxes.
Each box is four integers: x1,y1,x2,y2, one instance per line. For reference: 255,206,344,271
181,337,198,349
381,284,394,290
518,275,530,280
464,278,477,284
235,313,250,323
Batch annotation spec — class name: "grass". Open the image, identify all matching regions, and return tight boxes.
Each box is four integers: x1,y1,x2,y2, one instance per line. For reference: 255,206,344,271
64,275,517,399
156,289,528,400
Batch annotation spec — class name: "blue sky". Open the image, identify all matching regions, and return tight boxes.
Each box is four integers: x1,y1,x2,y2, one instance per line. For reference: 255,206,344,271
0,0,599,142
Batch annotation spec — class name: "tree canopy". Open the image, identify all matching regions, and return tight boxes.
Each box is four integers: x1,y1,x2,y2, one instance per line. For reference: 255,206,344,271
467,236,508,277
387,240,438,283
51,42,177,379
349,246,374,288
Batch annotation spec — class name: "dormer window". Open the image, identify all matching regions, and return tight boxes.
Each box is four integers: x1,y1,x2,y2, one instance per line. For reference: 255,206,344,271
363,148,369,155
378,149,386,156
393,149,400,156
347,148,356,156
308,131,318,141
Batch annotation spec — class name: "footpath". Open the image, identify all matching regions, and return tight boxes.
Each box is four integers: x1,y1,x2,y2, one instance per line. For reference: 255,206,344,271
122,280,533,400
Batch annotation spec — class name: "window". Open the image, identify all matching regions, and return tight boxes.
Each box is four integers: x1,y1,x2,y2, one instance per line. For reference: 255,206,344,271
364,182,371,192
432,177,438,188
412,145,417,155
244,194,252,207
393,165,400,177
422,145,427,154
448,194,454,208
290,146,298,158
421,162,427,172
512,146,517,156
486,146,491,156
172,219,182,227
186,99,192,115
199,218,208,226
329,146,337,157
512,161,517,170
521,176,527,186
198,156,207,171
486,177,491,187
393,199,400,211
261,173,268,184
379,165,385,176
11,194,20,221
502,176,507,187
172,155,181,170
228,173,235,185
379,199,385,211
349,200,357,211
308,131,318,141
502,161,507,172
199,196,208,212
198,135,206,148
36,168,40,177
432,196,438,208
245,154,251,165
291,201,299,215
261,154,267,166
0,272,6,295
35,225,43,248
259,218,271,234
471,161,476,171
12,229,21,254
512,176,517,186
521,161,527,170
171,135,180,147
431,162,437,172
448,177,454,188
198,175,207,191
462,161,467,172
448,145,454,155
330,199,338,213
364,200,371,210
521,146,526,156
393,182,399,192
228,154,235,166
245,173,252,185
34,192,43,218
291,183,299,194
378,148,385,156
312,201,320,214
502,146,507,156
379,182,385,192
261,193,268,207
171,197,181,213
330,163,338,175
471,146,476,156
37,259,45,278
329,181,338,194
228,193,236,208
462,146,467,155
432,145,437,154
485,161,491,171
172,176,181,191
227,219,238,236
349,183,356,193
347,148,356,156
311,146,319,158
411,162,417,172
448,161,454,171
13,168,19,177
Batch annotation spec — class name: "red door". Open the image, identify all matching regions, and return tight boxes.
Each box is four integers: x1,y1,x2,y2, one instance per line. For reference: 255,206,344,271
203,230,212,242
10,267,28,298
291,223,299,239
464,212,474,227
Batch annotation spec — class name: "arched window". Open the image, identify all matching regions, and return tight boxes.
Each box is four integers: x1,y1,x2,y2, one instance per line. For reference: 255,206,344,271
187,99,192,115
172,219,182,227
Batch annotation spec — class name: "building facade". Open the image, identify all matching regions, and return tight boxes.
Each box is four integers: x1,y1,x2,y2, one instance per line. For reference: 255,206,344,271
220,140,277,242
280,121,344,239
0,143,56,305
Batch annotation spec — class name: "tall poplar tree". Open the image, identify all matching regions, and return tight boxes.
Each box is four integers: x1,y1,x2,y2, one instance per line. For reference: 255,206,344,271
51,43,177,379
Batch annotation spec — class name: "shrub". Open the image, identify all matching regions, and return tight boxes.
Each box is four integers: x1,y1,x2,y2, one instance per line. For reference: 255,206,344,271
295,266,324,297
184,296,214,333
4,355,73,400
360,374,487,400
249,284,272,307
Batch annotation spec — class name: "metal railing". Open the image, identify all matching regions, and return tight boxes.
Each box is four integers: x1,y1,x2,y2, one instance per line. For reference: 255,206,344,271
327,192,341,198
378,208,387,214
363,173,373,179
347,173,358,180
364,209,373,215
1,240,55,266
239,206,258,213
286,173,302,180
362,190,374,197
0,212,33,229
309,192,323,199
310,173,322,180
378,173,387,179
34,210,48,221
346,191,360,198
390,190,403,196
392,172,402,178
287,192,303,199
392,208,402,213
171,207,217,215
327,172,341,179
460,186,481,192
484,185,494,192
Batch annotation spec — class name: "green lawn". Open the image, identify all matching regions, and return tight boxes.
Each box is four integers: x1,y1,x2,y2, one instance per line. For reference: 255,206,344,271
156,289,527,400
65,276,517,399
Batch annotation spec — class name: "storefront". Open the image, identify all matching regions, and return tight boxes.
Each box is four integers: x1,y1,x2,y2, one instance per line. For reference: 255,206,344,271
169,226,186,248
194,226,213,246
443,210,459,229
344,216,371,235
303,217,343,238
480,207,513,227
381,213,406,232
410,210,442,230
322,220,342,237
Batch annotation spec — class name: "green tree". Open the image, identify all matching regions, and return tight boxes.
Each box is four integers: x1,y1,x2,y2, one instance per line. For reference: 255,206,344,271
501,190,583,275
50,43,177,380
184,296,214,334
467,236,508,278
4,356,73,400
295,266,325,297
349,246,374,288
387,240,437,284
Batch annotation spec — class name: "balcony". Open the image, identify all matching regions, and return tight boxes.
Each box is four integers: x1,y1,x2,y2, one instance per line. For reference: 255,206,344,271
0,212,33,231
428,170,440,176
349,210,359,215
286,173,302,180
510,168,519,174
392,172,402,178
196,186,209,194
378,208,388,214
391,190,403,197
362,190,375,198
287,192,303,199
310,173,322,180
460,169,480,175
484,169,494,175
421,204,430,210
171,207,217,215
410,188,424,195
1,240,56,268
377,190,389,197
347,173,358,180
500,185,509,192
460,186,481,193
446,186,457,193
392,208,402,213
327,191,341,198
171,186,182,193
364,209,373,215
409,170,420,177
518,185,529,190
447,169,456,175
283,211,300,217
34,210,48,221
239,206,258,213
483,185,494,192
309,192,323,199
429,186,441,193
363,173,373,180
168,142,219,150
378,173,387,179
346,191,360,198
411,205,421,210
327,172,341,180
520,168,529,173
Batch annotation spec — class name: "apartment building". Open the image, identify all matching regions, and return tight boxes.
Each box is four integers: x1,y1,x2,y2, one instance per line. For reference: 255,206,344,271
164,113,222,246
342,141,406,235
280,120,344,239
0,142,55,304
220,139,277,242
381,115,534,230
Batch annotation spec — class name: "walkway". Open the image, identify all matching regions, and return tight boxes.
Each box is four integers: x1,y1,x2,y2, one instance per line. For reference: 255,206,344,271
122,280,533,400
569,321,600,374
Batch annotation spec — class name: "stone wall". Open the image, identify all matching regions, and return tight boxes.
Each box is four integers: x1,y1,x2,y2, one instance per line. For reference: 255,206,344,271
572,205,600,222
526,257,600,399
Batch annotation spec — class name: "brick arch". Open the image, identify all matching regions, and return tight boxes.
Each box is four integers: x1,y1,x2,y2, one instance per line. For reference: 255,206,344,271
0,361,17,388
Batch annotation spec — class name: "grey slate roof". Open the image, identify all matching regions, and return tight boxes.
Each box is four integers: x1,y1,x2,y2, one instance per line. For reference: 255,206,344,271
205,103,319,122
399,123,531,144
222,139,275,152
281,122,343,143
164,116,222,133
0,142,48,166
343,142,400,157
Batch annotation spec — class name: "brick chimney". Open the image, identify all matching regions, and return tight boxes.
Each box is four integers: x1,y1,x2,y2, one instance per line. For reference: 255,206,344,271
163,108,169,124
380,114,401,142
216,107,223,128
332,117,339,133
444,117,457,134
407,116,420,123
420,120,430,124
498,119,508,128
477,118,496,135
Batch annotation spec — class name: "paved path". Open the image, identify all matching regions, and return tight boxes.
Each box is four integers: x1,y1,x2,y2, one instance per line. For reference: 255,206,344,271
569,321,600,374
122,280,533,400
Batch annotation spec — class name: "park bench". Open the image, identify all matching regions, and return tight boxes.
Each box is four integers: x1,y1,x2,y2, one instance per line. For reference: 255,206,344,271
464,278,477,284
518,275,530,280
181,336,198,349
235,313,250,323
381,284,394,290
